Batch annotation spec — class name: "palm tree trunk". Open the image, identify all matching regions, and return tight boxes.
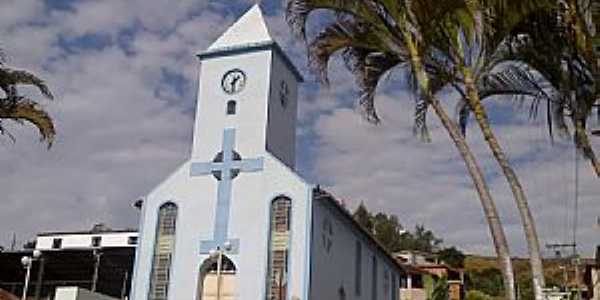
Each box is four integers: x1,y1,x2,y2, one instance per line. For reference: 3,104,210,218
463,67,546,300
403,32,517,300
429,98,517,300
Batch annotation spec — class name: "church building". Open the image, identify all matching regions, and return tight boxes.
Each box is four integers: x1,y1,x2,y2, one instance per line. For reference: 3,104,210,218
129,5,406,300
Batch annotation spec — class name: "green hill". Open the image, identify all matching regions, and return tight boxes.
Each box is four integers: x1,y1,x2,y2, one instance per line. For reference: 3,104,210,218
463,255,593,300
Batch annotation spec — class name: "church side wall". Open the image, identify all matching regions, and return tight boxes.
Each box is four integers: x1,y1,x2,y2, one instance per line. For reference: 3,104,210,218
266,51,298,169
310,197,402,300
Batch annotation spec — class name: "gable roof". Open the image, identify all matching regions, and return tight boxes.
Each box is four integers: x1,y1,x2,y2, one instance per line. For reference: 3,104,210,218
197,4,304,82
208,4,272,51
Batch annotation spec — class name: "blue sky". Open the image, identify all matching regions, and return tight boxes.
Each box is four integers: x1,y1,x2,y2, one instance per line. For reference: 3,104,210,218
0,0,598,257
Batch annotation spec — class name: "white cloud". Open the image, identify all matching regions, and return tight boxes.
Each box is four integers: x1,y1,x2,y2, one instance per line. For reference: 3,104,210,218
311,88,600,256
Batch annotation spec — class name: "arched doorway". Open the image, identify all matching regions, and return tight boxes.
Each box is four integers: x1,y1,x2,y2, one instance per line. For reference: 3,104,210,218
197,254,237,300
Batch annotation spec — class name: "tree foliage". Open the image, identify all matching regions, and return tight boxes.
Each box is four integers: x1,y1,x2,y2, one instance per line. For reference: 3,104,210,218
0,50,55,147
465,290,494,300
465,268,505,297
352,202,444,253
438,246,466,268
430,276,450,300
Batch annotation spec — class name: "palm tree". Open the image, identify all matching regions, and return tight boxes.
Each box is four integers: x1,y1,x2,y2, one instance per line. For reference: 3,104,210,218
448,2,600,297
465,1,600,177
0,52,55,148
285,1,517,299
417,2,562,299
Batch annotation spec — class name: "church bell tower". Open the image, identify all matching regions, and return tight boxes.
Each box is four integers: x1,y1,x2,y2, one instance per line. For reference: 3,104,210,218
192,5,303,169
130,6,312,300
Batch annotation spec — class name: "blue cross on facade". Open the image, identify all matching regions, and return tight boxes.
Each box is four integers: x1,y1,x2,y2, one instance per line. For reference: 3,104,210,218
191,128,264,254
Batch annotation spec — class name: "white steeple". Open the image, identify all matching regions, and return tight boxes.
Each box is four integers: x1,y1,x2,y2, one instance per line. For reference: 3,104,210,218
208,4,273,51
192,3,302,168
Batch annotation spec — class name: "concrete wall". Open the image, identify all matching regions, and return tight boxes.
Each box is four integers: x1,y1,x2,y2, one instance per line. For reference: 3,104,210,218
36,232,137,250
54,287,117,300
309,197,402,300
400,289,427,300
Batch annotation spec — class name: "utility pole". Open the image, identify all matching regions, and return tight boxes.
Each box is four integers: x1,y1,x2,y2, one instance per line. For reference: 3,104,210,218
91,250,102,292
546,243,578,297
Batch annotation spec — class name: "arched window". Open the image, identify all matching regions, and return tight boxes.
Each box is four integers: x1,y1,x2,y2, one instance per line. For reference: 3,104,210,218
226,100,237,115
266,197,292,300
148,202,178,300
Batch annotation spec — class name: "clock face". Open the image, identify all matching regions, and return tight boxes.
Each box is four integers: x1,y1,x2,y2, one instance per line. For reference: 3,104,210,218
279,80,290,108
221,69,246,95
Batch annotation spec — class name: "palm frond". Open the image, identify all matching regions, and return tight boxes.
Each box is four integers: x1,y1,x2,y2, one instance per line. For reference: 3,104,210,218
0,120,16,143
0,97,56,148
343,48,402,123
0,66,54,100
413,70,448,142
478,64,551,102
456,62,570,138
286,0,381,41
308,19,390,85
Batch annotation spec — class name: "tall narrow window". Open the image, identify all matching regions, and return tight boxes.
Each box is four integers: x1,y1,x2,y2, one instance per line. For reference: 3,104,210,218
355,241,362,296
372,255,378,300
391,273,398,300
384,269,390,299
227,100,237,115
148,203,177,300
266,197,292,300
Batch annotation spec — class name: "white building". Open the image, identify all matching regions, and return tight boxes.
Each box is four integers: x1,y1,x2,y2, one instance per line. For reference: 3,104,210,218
36,229,138,251
129,5,407,300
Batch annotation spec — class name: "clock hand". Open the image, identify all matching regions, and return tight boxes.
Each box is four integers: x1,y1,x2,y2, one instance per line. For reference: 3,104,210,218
231,76,240,87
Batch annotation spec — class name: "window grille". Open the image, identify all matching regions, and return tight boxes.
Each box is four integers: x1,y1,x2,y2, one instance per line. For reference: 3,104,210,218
391,273,398,300
355,241,362,296
372,256,378,300
266,197,292,300
148,203,177,300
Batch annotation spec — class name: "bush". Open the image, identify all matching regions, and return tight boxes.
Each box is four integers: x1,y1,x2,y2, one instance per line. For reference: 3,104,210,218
466,290,493,300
